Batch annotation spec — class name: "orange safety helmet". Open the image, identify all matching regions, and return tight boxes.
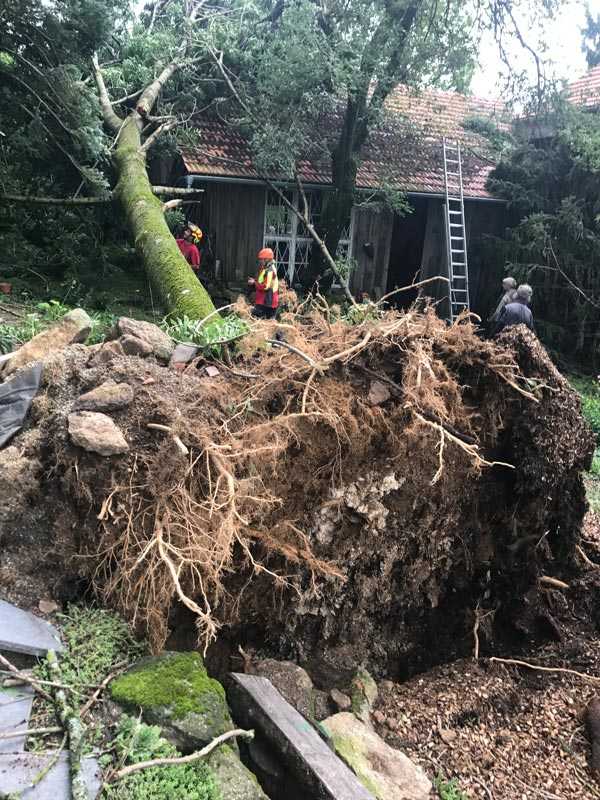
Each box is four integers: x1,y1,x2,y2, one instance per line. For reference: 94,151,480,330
258,247,274,261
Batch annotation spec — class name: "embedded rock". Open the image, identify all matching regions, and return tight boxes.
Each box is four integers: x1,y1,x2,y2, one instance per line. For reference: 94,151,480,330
89,339,125,365
120,334,153,357
74,380,134,412
110,652,236,753
68,411,129,456
4,309,91,375
115,317,174,362
322,712,431,800
207,745,269,800
253,659,314,719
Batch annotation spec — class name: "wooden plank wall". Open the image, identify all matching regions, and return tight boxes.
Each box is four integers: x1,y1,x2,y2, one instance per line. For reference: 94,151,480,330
187,181,265,284
350,207,394,298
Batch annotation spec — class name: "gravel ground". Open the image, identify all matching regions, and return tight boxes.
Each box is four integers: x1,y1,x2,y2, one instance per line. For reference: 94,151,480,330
373,512,600,800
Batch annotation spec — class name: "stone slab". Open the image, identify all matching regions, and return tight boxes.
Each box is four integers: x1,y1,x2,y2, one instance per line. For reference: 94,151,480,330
0,600,64,658
0,752,101,798
0,687,34,753
228,673,376,800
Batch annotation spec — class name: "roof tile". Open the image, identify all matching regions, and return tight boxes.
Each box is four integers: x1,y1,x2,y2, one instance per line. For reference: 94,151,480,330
181,86,509,199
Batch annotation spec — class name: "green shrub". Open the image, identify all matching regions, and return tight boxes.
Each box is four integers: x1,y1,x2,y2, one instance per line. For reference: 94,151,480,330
0,314,45,354
101,716,220,800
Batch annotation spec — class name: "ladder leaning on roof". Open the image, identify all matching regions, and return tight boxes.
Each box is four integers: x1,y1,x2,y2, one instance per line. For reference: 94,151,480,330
442,137,470,323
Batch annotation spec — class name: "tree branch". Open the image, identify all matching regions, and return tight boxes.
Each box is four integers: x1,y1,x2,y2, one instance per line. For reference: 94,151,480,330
91,53,123,133
112,728,254,781
0,187,203,206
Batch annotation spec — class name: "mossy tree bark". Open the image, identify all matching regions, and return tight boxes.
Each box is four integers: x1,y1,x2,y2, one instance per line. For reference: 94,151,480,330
92,56,216,319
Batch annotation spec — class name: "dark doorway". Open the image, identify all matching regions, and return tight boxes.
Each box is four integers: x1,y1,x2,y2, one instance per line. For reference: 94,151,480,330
386,196,429,308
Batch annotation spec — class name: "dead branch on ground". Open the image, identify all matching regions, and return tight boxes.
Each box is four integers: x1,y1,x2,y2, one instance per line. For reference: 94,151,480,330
111,728,254,781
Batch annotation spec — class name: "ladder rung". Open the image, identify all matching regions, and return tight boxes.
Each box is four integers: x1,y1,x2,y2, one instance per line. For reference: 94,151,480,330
451,235,464,240
451,249,465,254
448,210,462,215
450,223,463,227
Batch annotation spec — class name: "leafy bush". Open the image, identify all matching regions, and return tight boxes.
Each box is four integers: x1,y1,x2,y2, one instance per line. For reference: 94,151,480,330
36,299,72,321
88,311,118,345
101,716,220,800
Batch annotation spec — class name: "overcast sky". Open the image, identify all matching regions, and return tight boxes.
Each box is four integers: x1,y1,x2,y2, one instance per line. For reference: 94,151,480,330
471,0,597,99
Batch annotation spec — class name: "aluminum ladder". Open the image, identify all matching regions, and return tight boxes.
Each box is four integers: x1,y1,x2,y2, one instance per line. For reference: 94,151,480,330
442,138,470,322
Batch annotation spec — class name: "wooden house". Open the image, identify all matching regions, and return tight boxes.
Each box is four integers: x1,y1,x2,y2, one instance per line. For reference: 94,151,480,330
159,86,511,316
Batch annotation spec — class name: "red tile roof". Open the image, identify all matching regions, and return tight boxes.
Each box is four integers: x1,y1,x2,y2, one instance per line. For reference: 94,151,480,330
568,65,600,108
180,86,509,200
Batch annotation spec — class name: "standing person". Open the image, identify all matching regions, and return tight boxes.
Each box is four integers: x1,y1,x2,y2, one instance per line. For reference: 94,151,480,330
489,276,518,325
176,224,202,273
248,248,279,319
496,283,534,334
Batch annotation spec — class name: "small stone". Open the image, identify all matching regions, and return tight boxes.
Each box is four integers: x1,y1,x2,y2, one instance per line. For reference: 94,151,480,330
74,380,134,412
169,343,199,369
438,728,457,745
38,599,59,615
380,680,395,693
205,365,220,377
253,659,314,719
4,308,92,375
330,688,352,712
68,411,129,456
115,317,174,362
89,339,125,365
312,690,334,721
373,710,386,725
368,380,391,406
120,334,153,357
387,718,399,731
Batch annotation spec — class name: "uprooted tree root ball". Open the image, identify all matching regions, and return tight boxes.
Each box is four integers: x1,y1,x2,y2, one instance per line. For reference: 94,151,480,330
1,304,594,679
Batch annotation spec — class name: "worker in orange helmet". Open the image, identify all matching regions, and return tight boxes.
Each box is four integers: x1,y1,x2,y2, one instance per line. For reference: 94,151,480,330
248,247,279,319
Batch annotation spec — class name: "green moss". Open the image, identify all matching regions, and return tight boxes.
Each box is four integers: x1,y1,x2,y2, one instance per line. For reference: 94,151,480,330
330,733,381,798
110,652,225,720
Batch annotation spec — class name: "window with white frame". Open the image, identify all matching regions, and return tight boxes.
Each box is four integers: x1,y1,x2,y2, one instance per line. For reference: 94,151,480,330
263,189,353,287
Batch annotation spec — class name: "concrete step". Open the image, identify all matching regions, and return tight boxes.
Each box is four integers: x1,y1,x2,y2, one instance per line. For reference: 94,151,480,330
0,751,101,799
0,600,64,658
0,686,34,753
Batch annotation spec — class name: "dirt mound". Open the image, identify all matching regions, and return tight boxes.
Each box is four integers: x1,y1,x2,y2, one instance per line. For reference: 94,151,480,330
0,307,594,681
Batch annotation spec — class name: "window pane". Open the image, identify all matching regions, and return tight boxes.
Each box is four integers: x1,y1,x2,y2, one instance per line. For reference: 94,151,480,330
265,190,294,236
264,238,293,284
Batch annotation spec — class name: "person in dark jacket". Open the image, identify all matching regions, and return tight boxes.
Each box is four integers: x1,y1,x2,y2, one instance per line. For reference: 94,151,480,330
496,283,534,334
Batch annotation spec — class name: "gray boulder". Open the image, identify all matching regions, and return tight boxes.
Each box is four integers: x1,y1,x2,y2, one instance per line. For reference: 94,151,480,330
68,411,129,456
322,712,431,800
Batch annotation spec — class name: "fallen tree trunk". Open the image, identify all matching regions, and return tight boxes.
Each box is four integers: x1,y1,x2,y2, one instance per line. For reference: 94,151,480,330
91,57,216,320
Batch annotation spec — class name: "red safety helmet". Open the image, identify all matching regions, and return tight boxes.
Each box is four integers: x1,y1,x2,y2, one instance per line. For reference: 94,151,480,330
258,247,274,261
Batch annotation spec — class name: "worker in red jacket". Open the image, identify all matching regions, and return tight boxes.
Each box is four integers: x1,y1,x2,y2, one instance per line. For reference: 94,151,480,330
176,224,202,273
248,247,279,318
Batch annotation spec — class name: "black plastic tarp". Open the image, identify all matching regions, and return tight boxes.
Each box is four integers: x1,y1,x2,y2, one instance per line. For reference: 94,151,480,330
0,362,43,448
